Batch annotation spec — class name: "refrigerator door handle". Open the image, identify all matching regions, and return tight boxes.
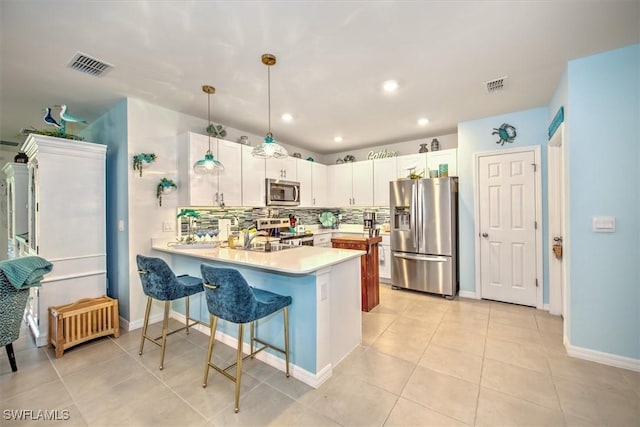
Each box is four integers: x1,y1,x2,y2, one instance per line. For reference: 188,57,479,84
393,253,448,262
412,182,419,245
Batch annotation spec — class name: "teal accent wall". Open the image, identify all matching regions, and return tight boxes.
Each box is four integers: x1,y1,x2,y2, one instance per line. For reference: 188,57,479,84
457,108,549,302
566,44,639,359
81,99,130,318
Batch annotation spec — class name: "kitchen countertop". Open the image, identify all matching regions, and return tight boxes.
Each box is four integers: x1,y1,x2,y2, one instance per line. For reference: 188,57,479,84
151,239,365,275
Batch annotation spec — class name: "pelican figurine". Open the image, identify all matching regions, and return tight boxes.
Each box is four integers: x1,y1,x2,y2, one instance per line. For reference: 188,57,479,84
56,104,87,124
42,107,61,128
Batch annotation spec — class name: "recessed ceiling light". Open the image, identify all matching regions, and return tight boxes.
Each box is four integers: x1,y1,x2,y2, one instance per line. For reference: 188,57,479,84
281,113,293,122
382,80,399,92
334,136,343,143
418,118,430,126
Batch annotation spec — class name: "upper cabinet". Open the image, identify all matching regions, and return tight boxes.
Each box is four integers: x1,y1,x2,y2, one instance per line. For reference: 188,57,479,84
178,132,242,207
328,161,373,206
427,148,458,176
265,157,297,181
241,145,266,207
373,157,397,206
299,160,328,207
397,153,427,178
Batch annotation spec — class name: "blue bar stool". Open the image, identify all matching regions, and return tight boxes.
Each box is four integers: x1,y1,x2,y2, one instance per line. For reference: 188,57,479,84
200,265,291,413
136,254,204,370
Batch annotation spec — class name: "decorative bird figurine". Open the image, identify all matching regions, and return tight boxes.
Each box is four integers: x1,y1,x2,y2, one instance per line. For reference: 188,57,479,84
56,104,87,124
42,107,61,128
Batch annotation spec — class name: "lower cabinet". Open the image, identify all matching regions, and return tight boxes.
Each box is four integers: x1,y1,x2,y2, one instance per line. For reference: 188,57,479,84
379,235,391,282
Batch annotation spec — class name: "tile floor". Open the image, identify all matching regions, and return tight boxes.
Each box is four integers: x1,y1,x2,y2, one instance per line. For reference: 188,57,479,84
2,284,639,426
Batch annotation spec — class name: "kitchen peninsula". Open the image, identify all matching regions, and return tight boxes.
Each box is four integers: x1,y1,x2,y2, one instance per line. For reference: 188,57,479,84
151,241,364,388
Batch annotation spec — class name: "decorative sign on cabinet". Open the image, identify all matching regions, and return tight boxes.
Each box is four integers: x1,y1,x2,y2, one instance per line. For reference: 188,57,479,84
22,134,107,347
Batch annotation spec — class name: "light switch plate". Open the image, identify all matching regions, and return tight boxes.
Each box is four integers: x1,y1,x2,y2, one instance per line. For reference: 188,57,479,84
163,221,174,232
592,216,615,232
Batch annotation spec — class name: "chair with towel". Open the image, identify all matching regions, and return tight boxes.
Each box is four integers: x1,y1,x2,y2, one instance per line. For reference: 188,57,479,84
136,254,204,370
0,256,53,372
200,265,292,413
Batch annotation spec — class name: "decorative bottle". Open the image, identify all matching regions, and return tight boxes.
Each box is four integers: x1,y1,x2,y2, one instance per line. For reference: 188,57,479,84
430,138,440,151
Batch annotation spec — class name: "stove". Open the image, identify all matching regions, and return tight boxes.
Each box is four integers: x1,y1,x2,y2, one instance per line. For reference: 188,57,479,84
256,218,314,246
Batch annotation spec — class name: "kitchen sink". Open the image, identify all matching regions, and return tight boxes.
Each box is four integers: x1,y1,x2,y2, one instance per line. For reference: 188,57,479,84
232,242,301,252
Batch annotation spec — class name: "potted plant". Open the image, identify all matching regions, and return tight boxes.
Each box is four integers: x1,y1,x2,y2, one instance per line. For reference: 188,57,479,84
133,153,156,177
177,208,200,243
156,178,177,206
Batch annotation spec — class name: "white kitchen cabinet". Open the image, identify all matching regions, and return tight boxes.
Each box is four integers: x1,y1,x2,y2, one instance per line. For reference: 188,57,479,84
297,158,313,207
241,145,266,207
311,162,328,207
178,132,242,207
313,232,332,248
427,148,457,176
2,163,28,258
379,234,391,282
328,162,373,206
265,156,297,181
22,134,107,346
397,153,427,178
373,157,397,206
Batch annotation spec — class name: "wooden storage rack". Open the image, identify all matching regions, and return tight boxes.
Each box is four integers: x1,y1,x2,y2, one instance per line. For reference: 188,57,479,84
49,295,120,358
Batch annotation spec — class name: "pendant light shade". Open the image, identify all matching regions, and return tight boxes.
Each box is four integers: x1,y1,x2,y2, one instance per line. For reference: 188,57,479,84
194,85,224,173
252,54,288,159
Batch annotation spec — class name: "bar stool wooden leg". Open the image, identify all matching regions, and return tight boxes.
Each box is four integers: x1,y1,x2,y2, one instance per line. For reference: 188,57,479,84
139,297,152,355
159,301,170,370
234,324,244,413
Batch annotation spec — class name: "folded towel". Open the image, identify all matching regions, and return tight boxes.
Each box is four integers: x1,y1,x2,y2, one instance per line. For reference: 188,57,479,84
0,256,53,289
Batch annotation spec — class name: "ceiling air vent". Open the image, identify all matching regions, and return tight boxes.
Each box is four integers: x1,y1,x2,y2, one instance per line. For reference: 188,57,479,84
485,76,507,93
67,52,114,77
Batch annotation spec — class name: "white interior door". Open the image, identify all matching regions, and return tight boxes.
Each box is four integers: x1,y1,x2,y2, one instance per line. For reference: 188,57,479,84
478,149,538,306
548,125,565,316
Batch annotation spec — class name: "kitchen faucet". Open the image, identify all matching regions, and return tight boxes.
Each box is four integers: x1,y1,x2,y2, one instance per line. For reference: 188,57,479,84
244,231,269,249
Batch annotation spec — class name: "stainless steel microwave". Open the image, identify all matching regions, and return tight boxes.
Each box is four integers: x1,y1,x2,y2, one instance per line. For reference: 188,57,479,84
266,179,300,206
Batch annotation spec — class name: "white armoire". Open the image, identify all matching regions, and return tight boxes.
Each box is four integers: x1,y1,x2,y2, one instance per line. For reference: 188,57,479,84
22,134,107,346
2,162,28,258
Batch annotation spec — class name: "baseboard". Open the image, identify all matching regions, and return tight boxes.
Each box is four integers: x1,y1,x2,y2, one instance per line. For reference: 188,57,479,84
459,290,478,299
170,311,332,388
566,343,640,372
124,313,165,332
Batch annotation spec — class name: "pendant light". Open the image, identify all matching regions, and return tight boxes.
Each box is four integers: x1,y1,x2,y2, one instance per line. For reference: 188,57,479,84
194,85,224,173
252,54,288,159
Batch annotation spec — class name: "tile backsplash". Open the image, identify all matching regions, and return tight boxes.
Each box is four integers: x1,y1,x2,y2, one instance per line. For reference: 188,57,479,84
177,206,390,235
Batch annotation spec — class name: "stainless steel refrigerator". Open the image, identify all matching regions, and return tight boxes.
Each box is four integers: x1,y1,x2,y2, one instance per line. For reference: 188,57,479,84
390,177,458,297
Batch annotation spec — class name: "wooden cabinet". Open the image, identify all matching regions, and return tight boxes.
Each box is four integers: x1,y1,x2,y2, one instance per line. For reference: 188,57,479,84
22,134,107,346
331,235,381,312
2,163,28,258
373,157,397,206
327,161,373,206
178,132,242,207
241,145,265,207
427,148,457,176
265,156,297,181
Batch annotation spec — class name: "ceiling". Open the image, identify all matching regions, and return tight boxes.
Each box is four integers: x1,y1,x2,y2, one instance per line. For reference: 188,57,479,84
1,1,638,155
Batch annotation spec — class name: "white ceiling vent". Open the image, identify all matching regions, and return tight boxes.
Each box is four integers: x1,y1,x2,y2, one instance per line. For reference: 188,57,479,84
67,52,114,77
485,76,507,93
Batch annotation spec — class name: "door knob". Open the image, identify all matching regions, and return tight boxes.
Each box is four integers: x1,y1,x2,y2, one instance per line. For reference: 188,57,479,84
482,233,488,238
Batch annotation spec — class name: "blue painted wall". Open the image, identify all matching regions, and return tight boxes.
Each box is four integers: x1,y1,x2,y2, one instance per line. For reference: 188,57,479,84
81,100,130,318
458,107,549,301
566,44,639,359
